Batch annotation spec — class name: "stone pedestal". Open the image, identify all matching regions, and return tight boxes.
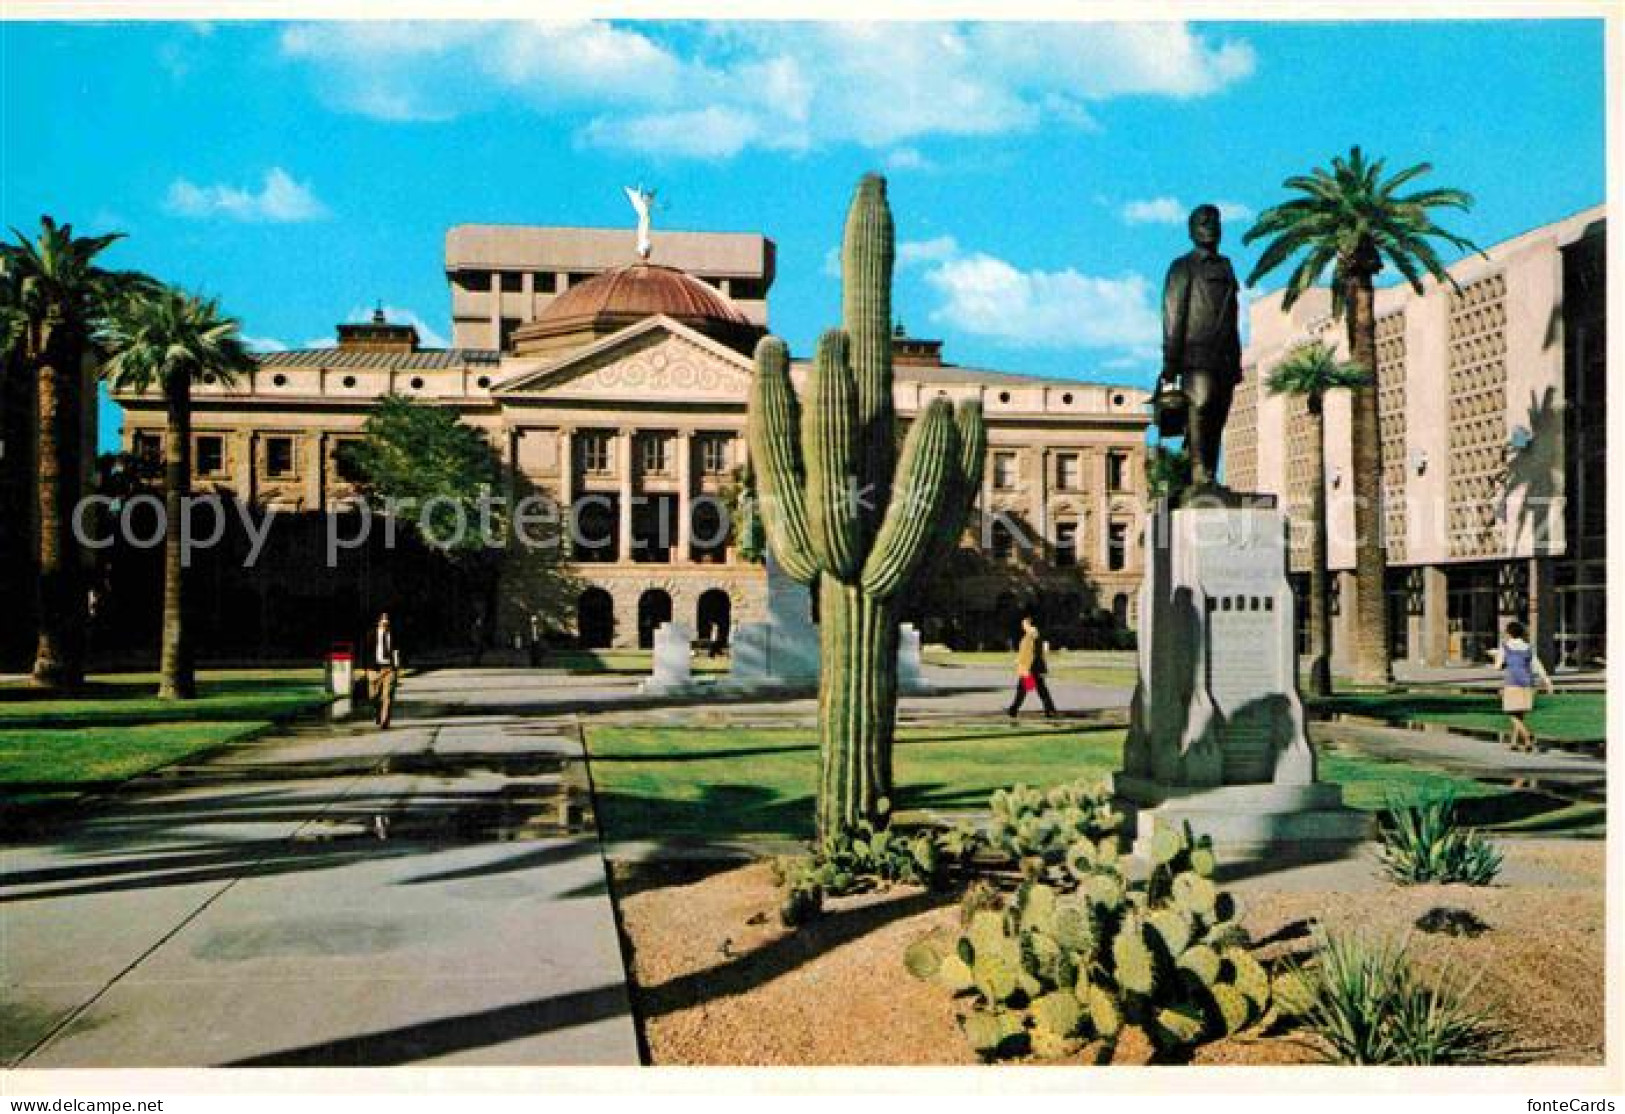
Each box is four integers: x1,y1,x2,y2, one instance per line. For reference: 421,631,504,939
1113,495,1368,859
899,622,928,694
641,621,701,695
725,554,820,691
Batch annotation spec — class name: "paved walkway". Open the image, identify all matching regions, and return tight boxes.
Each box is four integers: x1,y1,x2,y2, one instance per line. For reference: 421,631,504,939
1314,718,1606,801
2,672,639,1068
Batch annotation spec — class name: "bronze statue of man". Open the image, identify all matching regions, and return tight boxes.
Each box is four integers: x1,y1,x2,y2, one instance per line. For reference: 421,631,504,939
1159,203,1242,488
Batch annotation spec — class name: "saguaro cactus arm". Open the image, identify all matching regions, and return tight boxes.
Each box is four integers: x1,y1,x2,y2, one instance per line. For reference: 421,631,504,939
860,397,960,600
917,397,989,574
747,335,820,584
803,329,862,582
842,173,897,528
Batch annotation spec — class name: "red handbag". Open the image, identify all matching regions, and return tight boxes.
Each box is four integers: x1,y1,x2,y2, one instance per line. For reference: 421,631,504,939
1020,675,1037,692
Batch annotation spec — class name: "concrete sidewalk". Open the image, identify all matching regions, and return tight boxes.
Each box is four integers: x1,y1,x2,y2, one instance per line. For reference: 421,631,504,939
1313,718,1606,801
2,672,639,1068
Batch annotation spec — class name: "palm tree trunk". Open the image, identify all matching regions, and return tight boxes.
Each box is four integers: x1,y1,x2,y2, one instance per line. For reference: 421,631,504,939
30,322,85,690
1344,273,1392,686
158,373,194,700
1307,395,1332,697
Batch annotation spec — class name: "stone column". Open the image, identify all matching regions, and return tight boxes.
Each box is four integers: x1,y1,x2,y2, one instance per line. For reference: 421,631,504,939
677,430,693,564
1420,565,1449,666
487,271,501,351
618,428,634,564
557,426,574,514
304,434,322,509
1035,447,1050,560
1329,569,1359,676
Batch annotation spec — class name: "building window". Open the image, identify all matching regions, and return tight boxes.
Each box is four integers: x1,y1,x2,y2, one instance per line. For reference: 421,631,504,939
265,436,296,479
700,435,729,475
1107,521,1129,572
1057,452,1081,491
990,520,1016,564
1106,451,1128,493
533,272,557,294
1054,521,1078,567
640,433,671,475
498,318,522,350
131,432,161,469
992,451,1018,491
455,269,492,294
577,431,611,474
499,271,523,293
195,435,225,477
334,439,366,483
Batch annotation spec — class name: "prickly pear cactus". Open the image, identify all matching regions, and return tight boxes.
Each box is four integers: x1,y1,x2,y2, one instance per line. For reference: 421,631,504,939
748,174,987,839
902,784,1290,1061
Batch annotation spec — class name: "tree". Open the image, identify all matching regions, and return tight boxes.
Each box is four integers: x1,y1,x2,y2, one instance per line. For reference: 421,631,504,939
1,217,150,690
346,393,507,553
101,287,253,700
1265,341,1370,697
1145,441,1193,503
1244,147,1481,686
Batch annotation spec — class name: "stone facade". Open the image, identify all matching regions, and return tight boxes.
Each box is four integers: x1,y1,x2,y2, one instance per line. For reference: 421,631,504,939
1226,206,1606,668
112,222,1151,652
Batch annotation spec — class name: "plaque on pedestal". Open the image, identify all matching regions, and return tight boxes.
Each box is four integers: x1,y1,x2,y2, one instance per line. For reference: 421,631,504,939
1113,495,1369,859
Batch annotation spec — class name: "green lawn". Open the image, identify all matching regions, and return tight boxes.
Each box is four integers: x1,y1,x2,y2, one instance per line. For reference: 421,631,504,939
1311,690,1605,743
583,722,1514,846
0,669,332,823
924,649,1139,689
544,649,731,675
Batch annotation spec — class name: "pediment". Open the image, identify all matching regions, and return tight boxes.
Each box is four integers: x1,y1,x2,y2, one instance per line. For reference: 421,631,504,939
492,315,754,402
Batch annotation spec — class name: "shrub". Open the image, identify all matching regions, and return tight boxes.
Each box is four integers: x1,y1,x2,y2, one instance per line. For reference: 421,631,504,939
905,792,1291,1062
1378,791,1503,885
1288,930,1520,1065
773,810,946,926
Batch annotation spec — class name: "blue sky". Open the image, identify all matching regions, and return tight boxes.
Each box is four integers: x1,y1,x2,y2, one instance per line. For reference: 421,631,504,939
0,19,1606,451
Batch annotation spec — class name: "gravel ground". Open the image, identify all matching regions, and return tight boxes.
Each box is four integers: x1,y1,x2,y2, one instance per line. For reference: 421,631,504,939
611,839,1604,1067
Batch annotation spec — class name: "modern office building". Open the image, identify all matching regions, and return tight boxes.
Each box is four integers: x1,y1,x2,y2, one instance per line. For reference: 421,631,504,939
1225,205,1605,668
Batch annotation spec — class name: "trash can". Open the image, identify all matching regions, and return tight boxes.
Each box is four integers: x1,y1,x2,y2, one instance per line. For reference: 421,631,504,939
325,643,355,697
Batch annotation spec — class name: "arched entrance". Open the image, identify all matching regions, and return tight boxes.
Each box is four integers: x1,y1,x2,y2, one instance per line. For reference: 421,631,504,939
637,588,673,649
1111,592,1130,628
577,587,614,649
696,588,731,648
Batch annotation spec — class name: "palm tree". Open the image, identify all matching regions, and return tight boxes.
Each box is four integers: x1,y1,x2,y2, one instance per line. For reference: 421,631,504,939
101,287,252,700
1,217,148,690
1265,341,1370,698
1243,147,1481,686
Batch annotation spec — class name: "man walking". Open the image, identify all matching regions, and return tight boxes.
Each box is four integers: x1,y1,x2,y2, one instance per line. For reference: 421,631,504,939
1007,614,1058,720
369,612,400,729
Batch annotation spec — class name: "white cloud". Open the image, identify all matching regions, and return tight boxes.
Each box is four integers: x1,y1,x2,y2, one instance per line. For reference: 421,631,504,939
242,335,289,353
583,106,765,160
346,305,449,351
165,167,328,223
897,236,961,268
1121,196,1254,225
884,147,932,171
302,337,338,350
921,248,1159,350
277,21,1256,159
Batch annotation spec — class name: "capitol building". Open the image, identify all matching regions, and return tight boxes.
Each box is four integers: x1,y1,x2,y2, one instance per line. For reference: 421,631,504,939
113,219,1151,654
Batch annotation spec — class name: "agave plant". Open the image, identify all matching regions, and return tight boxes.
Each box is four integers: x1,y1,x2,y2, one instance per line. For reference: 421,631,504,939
1289,929,1522,1065
1378,790,1503,886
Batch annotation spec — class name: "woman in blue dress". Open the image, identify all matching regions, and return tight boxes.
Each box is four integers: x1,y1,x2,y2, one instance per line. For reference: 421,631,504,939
1491,621,1554,752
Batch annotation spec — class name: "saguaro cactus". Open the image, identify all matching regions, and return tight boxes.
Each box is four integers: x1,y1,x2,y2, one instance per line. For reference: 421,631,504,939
748,174,987,838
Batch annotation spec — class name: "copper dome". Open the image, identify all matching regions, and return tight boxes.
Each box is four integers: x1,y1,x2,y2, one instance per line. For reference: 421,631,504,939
511,262,761,357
